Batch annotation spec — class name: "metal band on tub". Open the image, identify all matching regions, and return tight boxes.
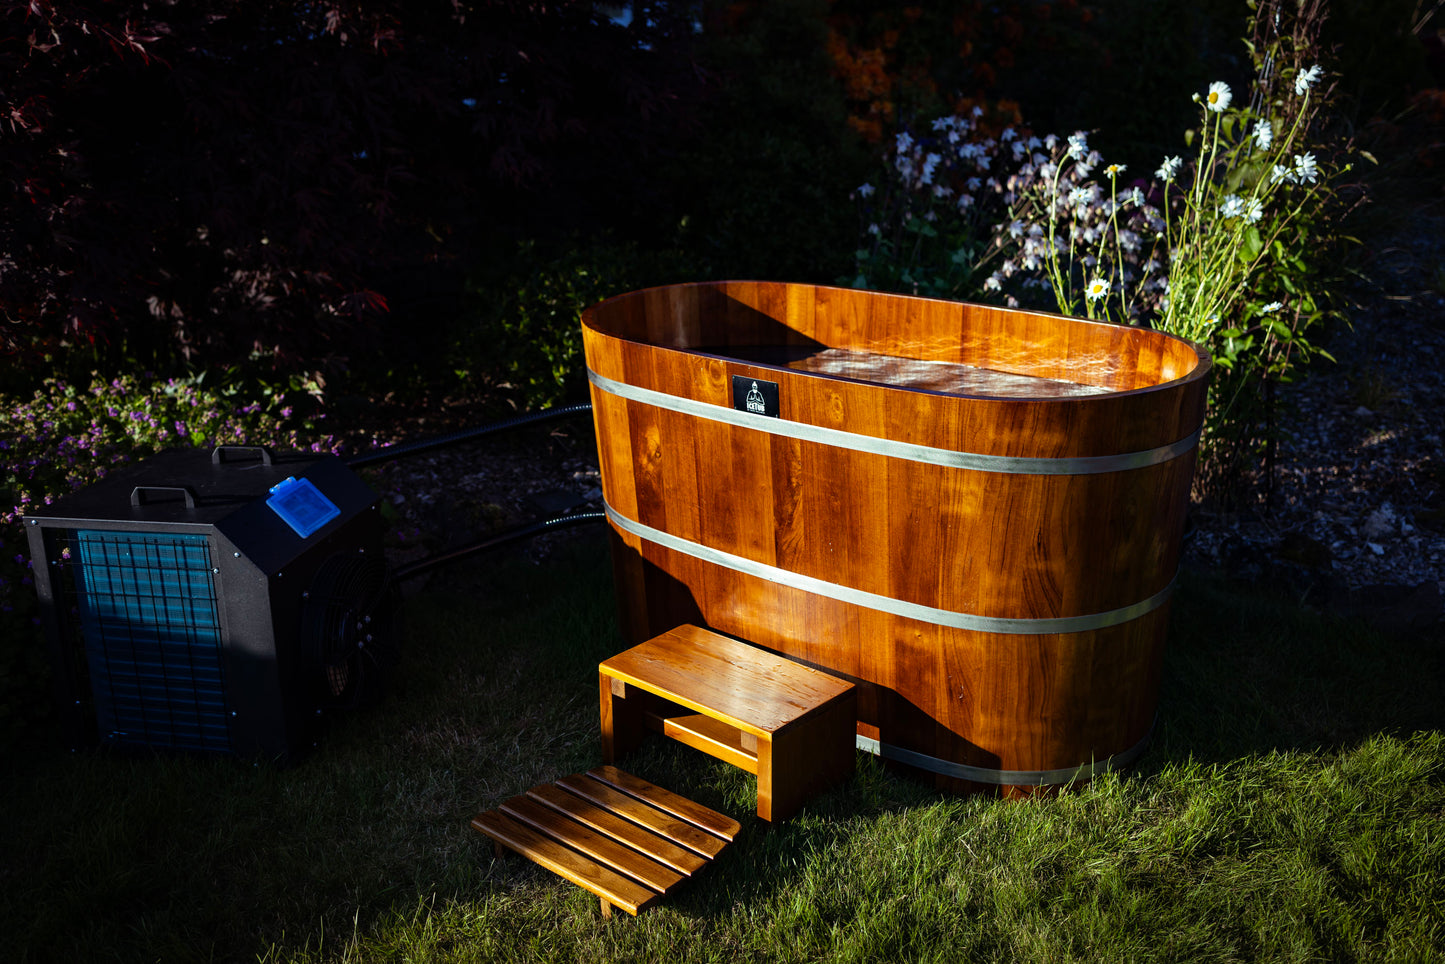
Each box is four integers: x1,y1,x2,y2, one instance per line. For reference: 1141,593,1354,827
586,367,1200,475
855,719,1155,786
603,502,1175,635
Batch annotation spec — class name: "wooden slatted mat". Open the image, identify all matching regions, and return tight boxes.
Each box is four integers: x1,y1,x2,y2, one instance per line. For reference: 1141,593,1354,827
471,766,739,918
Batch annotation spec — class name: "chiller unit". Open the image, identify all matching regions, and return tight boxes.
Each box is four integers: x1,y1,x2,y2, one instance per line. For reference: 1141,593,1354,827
25,445,393,759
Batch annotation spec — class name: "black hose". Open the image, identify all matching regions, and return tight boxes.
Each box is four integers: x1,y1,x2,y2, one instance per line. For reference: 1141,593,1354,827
390,511,607,582
345,402,593,468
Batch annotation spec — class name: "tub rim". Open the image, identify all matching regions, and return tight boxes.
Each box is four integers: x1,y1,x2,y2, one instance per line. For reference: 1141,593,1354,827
581,280,1212,403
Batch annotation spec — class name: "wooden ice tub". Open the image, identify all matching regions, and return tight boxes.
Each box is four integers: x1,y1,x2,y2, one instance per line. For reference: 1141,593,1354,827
582,282,1209,795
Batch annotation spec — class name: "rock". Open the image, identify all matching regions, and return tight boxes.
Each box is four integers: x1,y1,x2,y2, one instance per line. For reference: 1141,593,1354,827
1362,503,1397,539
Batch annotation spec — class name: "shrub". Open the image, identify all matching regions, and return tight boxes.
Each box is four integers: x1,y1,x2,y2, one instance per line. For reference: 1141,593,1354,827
463,236,703,410
0,1,707,384
851,0,1358,504
666,0,871,284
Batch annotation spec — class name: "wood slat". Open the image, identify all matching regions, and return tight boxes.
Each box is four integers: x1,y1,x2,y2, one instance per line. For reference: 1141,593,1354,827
470,810,661,916
587,766,742,841
497,795,685,894
600,626,855,738
555,775,728,859
525,783,709,876
650,710,759,774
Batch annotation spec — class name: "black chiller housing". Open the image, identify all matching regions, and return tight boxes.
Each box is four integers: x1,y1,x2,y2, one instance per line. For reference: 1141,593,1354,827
25,445,392,759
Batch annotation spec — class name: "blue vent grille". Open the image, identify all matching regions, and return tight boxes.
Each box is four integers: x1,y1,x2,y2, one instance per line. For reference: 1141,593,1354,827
71,531,231,752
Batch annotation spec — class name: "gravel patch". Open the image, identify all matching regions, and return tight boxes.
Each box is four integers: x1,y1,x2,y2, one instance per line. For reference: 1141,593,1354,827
1182,216,1445,628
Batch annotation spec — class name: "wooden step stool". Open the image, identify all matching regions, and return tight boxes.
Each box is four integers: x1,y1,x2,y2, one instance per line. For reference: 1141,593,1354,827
599,624,858,823
471,766,739,918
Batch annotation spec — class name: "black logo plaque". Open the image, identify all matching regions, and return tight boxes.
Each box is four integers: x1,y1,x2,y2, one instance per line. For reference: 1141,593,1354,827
732,375,780,418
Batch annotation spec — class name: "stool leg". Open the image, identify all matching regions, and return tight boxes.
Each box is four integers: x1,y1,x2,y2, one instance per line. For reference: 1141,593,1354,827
758,692,858,823
599,672,645,763
756,737,776,822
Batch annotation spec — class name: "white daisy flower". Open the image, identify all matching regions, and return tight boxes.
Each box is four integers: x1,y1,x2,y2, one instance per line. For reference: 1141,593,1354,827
1294,152,1319,184
1105,163,1127,178
1156,155,1182,181
1129,186,1145,207
1220,194,1246,218
1260,301,1283,313
1206,81,1232,112
1244,197,1264,224
1295,64,1323,96
1085,277,1110,301
1067,131,1089,159
1272,163,1296,185
1068,186,1093,206
1253,119,1273,151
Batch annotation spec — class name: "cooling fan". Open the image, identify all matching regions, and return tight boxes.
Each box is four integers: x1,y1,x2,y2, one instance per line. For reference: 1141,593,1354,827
303,551,398,709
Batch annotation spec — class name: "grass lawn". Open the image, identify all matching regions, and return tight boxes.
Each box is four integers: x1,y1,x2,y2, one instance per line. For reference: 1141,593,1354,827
3,530,1441,963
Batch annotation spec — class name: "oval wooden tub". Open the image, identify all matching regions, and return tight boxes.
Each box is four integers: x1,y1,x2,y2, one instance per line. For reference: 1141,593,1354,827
582,282,1210,795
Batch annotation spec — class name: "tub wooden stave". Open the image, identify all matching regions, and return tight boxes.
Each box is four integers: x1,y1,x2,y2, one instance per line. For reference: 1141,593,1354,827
583,281,1209,794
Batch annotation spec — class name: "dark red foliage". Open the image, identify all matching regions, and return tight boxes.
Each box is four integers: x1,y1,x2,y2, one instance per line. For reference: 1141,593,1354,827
0,1,705,374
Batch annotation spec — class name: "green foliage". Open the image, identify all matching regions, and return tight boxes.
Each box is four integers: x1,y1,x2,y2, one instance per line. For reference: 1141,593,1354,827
855,0,1361,504
467,237,702,409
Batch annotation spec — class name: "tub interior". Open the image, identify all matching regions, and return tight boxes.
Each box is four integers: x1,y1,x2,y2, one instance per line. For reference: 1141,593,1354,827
702,345,1114,399
586,283,1206,397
